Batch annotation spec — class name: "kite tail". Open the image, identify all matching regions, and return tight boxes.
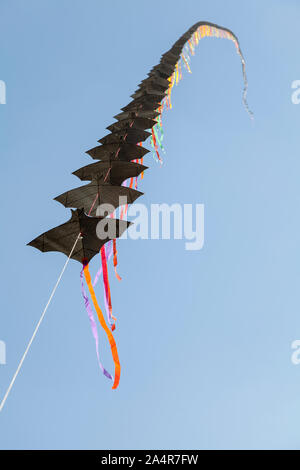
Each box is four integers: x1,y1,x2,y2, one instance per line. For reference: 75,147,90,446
151,128,163,164
100,245,116,331
150,23,253,158
236,49,253,120
113,238,122,281
92,240,114,328
80,269,112,380
83,263,121,389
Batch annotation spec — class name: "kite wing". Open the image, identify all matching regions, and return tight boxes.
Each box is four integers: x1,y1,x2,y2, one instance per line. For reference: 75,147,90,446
72,161,148,184
54,180,143,217
28,209,131,264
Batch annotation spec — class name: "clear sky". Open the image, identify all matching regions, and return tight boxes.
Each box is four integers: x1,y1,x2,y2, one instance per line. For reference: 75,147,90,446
1,0,300,450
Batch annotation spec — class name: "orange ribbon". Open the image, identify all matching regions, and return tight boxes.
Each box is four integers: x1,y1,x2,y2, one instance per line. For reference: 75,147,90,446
83,263,120,389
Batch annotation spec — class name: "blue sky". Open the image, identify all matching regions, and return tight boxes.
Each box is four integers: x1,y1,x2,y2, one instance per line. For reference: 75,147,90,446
1,0,300,450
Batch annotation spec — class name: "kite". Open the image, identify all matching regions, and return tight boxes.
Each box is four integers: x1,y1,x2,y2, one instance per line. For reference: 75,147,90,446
0,21,252,410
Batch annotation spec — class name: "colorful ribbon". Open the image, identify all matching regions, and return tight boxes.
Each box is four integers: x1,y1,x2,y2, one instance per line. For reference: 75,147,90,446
83,263,121,389
101,245,116,331
113,238,122,281
92,240,115,328
149,23,252,159
80,268,112,380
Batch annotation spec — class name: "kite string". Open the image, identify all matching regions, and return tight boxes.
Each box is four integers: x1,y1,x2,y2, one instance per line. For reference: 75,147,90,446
0,234,81,413
0,86,146,411
0,154,113,409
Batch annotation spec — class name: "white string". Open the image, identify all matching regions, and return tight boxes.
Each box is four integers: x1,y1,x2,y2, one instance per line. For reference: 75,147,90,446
0,234,80,413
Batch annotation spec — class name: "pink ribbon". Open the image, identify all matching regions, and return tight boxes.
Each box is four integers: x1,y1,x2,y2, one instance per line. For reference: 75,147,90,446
92,240,114,327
